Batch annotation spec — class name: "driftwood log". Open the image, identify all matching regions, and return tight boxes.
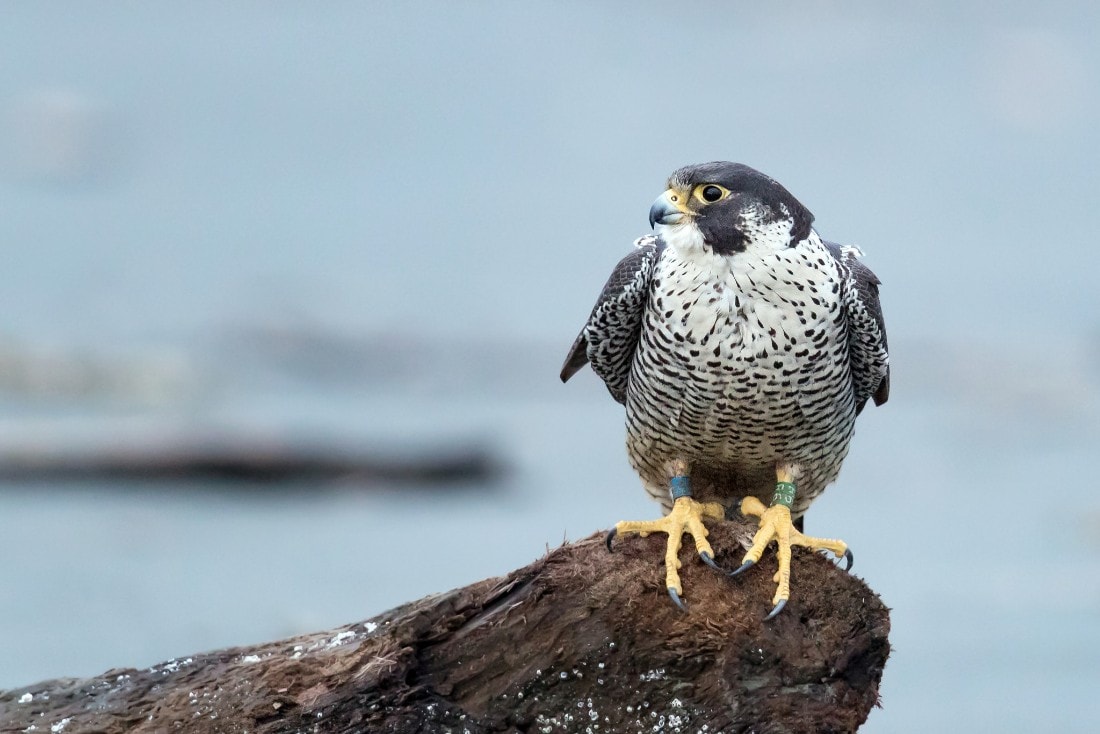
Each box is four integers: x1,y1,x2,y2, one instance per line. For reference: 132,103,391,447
0,519,890,733
0,434,501,484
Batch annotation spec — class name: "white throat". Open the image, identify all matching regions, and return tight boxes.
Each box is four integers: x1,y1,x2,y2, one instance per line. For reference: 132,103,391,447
656,205,808,265
654,221,706,257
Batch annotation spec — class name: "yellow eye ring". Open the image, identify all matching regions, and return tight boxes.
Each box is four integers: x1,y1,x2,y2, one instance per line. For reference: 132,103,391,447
695,184,728,203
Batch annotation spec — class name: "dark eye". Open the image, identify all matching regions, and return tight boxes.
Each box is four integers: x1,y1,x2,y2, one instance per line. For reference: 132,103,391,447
702,185,723,202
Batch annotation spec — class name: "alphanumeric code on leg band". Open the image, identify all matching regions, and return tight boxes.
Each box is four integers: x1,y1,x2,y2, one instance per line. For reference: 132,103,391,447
772,481,796,507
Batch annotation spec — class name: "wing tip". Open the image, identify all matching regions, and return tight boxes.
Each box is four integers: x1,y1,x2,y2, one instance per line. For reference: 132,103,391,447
559,333,589,383
873,375,890,407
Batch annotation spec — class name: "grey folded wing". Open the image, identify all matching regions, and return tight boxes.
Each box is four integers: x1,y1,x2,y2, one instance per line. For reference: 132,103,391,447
825,241,891,414
560,236,664,404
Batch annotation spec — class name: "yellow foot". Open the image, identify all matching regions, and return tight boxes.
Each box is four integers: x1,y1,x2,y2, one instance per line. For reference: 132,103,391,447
607,496,726,610
733,496,852,620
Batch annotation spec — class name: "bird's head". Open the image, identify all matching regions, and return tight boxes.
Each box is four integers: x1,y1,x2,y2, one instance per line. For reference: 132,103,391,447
649,162,814,256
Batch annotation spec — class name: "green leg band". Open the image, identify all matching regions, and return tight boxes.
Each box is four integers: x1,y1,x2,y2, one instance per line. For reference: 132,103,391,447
772,481,797,508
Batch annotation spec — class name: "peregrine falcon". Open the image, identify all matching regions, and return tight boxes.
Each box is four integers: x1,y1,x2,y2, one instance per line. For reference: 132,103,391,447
561,162,889,617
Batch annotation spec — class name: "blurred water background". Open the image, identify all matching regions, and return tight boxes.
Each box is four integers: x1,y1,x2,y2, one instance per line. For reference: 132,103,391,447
2,2,1099,731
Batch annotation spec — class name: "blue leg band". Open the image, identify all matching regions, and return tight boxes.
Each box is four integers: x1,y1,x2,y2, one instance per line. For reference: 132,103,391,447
670,475,692,500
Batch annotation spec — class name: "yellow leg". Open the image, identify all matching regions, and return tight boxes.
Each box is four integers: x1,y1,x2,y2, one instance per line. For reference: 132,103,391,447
611,495,725,605
733,466,851,618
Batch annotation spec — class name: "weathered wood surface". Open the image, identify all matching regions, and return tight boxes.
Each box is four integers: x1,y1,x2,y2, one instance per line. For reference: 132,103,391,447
0,520,890,733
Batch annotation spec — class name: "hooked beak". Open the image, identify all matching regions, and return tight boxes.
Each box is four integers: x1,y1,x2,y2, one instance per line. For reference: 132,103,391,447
648,188,692,228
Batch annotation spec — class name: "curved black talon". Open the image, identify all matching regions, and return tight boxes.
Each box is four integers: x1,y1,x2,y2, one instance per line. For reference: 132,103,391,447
765,598,787,621
667,587,687,612
729,559,755,578
843,548,854,571
699,551,724,572
605,528,617,552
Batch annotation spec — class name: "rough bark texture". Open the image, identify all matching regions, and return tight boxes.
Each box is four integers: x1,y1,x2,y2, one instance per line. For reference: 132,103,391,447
0,520,890,734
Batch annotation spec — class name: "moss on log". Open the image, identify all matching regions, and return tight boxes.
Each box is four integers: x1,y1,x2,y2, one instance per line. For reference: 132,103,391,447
0,519,889,733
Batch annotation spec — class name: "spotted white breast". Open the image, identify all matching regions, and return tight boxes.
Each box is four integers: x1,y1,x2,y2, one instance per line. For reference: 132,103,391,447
624,230,857,513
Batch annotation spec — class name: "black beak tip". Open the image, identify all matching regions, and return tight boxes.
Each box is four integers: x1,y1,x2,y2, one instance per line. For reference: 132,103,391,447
648,200,666,229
